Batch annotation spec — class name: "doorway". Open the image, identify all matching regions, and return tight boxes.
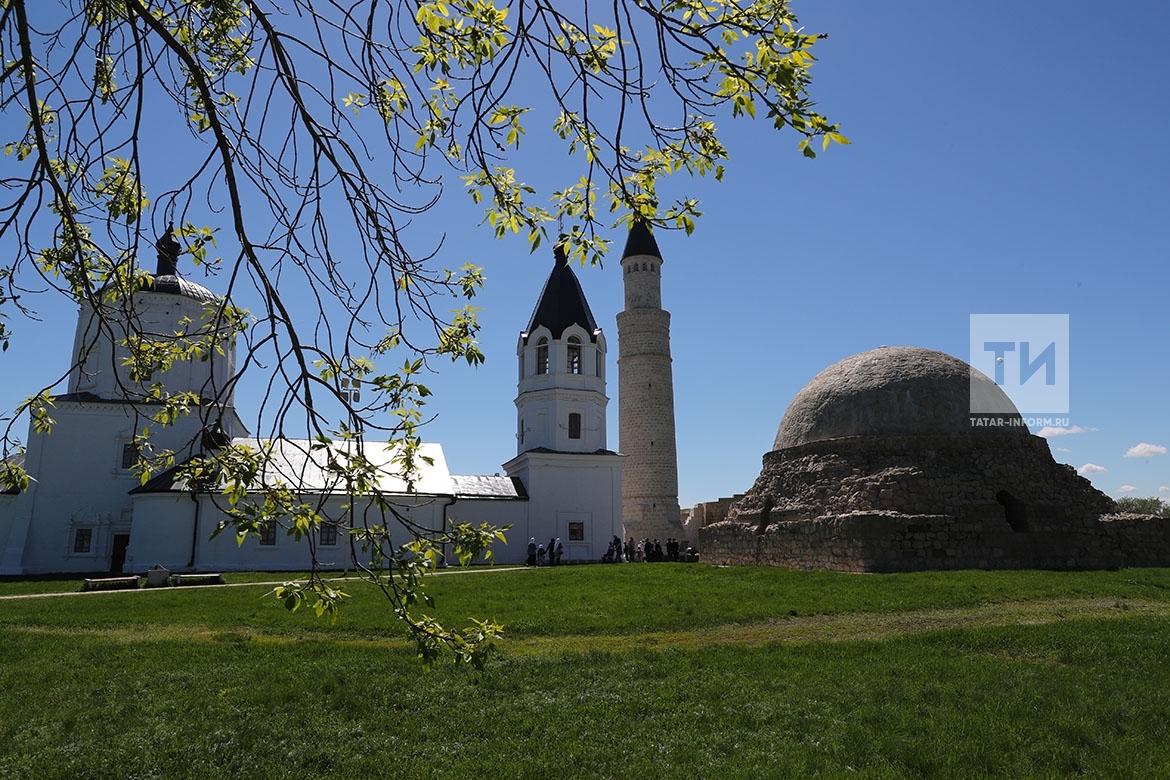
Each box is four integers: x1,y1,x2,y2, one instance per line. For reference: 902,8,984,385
996,491,1029,533
110,534,131,573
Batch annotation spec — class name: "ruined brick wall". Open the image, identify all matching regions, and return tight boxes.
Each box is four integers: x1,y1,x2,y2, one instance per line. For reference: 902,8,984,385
697,433,1170,572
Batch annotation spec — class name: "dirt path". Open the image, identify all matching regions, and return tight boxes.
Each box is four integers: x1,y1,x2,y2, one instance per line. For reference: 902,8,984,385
4,592,1165,655
503,597,1170,654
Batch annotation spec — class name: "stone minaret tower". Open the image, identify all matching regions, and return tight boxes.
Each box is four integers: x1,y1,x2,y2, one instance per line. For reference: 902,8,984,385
617,222,682,542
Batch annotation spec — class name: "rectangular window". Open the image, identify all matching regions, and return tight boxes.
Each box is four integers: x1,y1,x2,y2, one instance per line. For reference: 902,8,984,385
568,522,585,541
73,528,93,553
121,442,138,470
536,341,549,375
319,523,339,547
568,413,581,439
259,521,278,546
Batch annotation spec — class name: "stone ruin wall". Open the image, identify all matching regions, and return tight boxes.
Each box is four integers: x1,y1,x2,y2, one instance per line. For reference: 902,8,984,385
701,510,1170,572
700,433,1170,572
680,494,743,543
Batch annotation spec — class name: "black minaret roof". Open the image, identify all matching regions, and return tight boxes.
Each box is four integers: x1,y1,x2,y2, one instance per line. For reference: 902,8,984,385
155,223,181,277
525,241,600,342
621,219,662,260
140,223,218,303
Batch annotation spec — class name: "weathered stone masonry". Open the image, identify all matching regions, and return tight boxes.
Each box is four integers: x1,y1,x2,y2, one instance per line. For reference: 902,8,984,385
698,346,1170,572
618,222,682,542
702,432,1169,571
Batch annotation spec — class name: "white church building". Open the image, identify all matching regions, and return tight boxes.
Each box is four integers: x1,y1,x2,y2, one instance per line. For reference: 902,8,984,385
0,225,679,574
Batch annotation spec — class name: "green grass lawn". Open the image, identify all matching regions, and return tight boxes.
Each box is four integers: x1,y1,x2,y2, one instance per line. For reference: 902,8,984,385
3,565,1170,778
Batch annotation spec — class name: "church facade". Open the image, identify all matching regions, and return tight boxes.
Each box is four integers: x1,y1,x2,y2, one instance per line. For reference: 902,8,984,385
0,226,682,574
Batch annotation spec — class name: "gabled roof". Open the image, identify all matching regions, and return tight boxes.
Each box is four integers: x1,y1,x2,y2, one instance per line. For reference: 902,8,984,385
450,474,528,500
130,439,454,497
621,220,662,260
130,438,533,505
525,242,599,342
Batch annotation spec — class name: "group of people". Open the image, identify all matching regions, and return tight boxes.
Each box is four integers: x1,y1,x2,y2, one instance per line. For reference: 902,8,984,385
526,537,565,566
601,536,688,563
525,534,696,566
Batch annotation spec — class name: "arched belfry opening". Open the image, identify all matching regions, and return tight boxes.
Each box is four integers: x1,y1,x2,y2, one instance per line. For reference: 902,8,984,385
997,490,1029,533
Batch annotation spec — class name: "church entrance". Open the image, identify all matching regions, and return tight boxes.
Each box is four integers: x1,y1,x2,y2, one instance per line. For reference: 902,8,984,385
110,534,131,574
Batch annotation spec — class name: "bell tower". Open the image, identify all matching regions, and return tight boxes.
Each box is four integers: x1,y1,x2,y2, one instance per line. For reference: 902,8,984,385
503,240,623,562
514,241,609,454
617,221,682,542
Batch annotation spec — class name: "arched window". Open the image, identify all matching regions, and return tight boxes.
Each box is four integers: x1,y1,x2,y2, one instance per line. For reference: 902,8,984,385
536,337,549,375
568,413,581,439
567,335,581,374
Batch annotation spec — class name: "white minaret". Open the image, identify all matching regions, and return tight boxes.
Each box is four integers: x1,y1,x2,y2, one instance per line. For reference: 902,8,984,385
617,222,682,542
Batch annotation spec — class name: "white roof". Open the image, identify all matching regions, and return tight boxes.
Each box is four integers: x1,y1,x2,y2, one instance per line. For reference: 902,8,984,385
223,438,454,496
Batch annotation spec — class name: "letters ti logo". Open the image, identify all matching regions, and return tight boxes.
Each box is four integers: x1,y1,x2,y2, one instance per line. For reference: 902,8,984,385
969,314,1069,415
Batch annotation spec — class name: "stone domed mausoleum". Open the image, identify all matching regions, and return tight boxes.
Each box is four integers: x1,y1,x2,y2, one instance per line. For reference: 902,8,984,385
700,346,1170,572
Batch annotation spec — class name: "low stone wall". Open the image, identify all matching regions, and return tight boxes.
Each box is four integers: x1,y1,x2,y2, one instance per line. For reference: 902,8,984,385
701,512,1170,572
680,494,743,541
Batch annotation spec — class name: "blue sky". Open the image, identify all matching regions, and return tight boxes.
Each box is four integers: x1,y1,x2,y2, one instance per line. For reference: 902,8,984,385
2,0,1167,507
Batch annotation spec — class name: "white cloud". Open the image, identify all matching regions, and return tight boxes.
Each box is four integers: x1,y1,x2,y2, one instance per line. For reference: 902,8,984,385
1160,486,1170,494
1055,447,1071,453
1078,463,1108,476
1118,485,1137,493
1125,442,1168,459
1037,425,1090,438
